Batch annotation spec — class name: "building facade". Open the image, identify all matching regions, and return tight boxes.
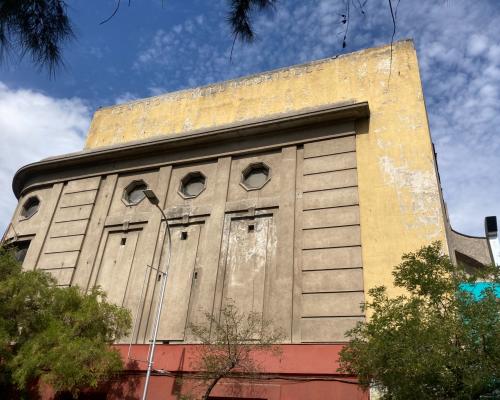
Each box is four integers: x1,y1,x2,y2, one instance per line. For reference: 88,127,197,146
3,40,495,399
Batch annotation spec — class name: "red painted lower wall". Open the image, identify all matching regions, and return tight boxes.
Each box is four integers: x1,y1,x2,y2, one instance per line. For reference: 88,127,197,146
41,344,368,400
114,344,367,400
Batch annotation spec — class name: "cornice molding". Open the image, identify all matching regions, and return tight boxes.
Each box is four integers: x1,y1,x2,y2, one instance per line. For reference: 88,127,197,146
13,101,369,198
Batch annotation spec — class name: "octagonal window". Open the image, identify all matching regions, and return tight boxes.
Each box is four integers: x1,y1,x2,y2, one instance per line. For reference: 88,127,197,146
241,162,271,191
21,196,40,219
179,172,206,199
123,180,148,205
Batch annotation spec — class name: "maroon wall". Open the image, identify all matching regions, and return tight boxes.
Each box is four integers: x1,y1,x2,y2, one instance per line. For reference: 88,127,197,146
38,344,368,399
103,344,368,400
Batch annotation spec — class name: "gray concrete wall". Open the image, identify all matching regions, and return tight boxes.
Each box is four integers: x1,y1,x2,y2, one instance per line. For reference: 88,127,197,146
6,128,364,344
448,229,493,269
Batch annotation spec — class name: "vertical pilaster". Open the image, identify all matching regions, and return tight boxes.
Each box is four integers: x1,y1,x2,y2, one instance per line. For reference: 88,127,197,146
292,147,304,343
270,146,296,341
191,156,231,328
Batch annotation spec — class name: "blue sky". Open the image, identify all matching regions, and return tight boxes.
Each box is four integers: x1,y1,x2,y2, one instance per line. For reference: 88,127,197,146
0,0,499,237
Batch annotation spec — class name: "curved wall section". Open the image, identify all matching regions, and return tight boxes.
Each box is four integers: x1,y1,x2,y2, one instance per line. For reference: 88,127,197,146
5,104,367,345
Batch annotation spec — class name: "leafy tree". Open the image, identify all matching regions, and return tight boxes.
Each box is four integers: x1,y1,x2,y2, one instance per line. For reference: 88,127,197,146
339,242,500,400
186,301,283,400
0,246,131,398
0,0,73,72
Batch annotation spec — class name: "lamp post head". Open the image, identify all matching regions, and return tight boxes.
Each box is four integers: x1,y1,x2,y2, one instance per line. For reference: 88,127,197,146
143,189,160,206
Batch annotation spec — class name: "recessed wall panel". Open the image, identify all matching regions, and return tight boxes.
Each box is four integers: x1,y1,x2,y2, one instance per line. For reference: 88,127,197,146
65,177,100,193
303,152,357,174
37,251,80,269
44,235,84,253
301,317,364,342
54,205,93,222
304,136,355,158
302,269,364,293
303,187,359,210
59,190,98,208
221,214,275,317
303,169,357,192
157,223,203,341
50,220,88,237
95,230,141,306
302,226,361,249
302,292,364,317
302,247,362,270
302,206,359,229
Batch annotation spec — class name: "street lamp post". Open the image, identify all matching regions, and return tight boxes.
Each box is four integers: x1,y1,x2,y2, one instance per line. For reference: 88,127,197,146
141,189,172,400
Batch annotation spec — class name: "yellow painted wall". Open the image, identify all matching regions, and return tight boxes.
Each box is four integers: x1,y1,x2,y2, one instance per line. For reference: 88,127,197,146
85,40,448,297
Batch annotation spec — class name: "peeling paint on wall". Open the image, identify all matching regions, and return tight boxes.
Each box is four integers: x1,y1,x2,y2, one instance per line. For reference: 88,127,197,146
223,216,275,315
379,155,441,239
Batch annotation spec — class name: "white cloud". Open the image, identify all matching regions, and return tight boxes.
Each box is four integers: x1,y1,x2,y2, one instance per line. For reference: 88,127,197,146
114,91,138,104
0,82,89,233
468,34,489,57
134,0,500,236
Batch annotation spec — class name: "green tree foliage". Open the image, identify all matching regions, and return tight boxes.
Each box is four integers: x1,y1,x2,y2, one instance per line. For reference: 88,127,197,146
0,0,73,72
339,242,500,400
0,246,131,398
1,0,400,72
227,0,277,43
187,301,283,400
1,0,277,72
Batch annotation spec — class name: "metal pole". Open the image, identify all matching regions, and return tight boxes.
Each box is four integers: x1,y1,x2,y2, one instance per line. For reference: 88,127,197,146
142,204,172,400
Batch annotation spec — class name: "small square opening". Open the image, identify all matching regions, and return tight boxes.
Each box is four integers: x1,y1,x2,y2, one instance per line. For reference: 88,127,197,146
248,224,255,232
181,231,188,240
120,237,127,246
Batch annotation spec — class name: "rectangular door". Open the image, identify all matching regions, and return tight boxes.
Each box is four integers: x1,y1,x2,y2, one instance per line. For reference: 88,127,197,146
95,230,141,307
220,214,276,318
157,223,203,341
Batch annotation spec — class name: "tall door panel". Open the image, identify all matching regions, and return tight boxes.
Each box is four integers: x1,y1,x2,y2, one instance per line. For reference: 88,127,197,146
157,223,202,341
221,214,275,317
95,230,140,307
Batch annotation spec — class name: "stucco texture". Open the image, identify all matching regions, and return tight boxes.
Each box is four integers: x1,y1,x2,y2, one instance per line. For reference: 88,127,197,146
85,40,448,297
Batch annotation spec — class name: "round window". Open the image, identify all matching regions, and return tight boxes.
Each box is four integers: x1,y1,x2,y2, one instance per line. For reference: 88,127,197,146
183,178,205,197
179,172,207,199
123,180,148,205
21,196,40,219
243,167,268,188
241,163,271,190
